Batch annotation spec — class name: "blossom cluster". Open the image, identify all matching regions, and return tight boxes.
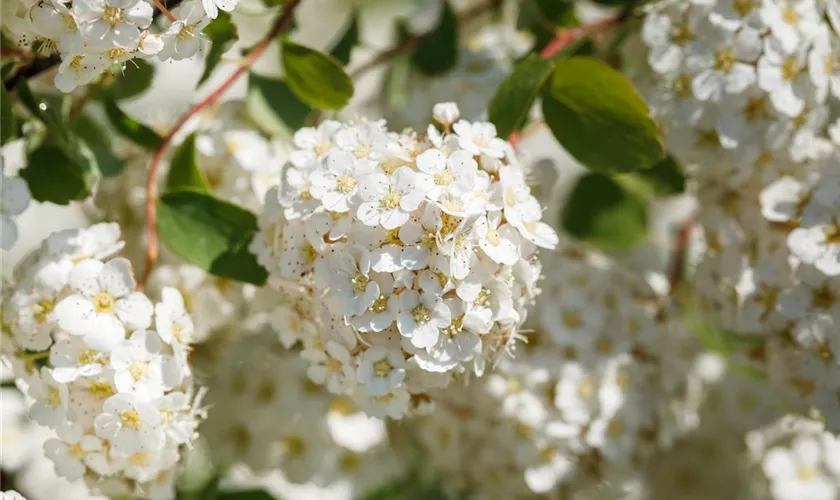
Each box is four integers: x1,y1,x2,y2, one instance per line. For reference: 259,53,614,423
250,103,558,419
3,0,237,93
1,157,32,251
0,223,203,498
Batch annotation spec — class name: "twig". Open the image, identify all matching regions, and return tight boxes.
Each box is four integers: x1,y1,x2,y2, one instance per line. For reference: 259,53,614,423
349,0,503,80
666,212,697,294
0,47,29,57
137,0,301,290
151,0,177,22
538,11,627,59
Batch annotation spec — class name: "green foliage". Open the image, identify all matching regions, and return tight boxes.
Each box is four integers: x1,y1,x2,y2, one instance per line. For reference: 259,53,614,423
103,60,155,100
103,98,162,149
517,0,578,50
1,84,18,145
20,145,93,204
200,12,239,86
281,38,354,110
71,113,126,177
246,73,312,136
542,57,664,174
156,191,268,285
165,133,210,193
410,0,458,75
633,154,685,196
214,490,275,500
561,172,648,251
488,55,554,138
330,14,359,66
17,82,71,146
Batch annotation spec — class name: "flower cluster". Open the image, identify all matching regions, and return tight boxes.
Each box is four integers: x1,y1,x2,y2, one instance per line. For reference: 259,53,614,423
1,223,203,498
1,157,32,251
250,103,558,419
634,0,839,174
4,0,237,93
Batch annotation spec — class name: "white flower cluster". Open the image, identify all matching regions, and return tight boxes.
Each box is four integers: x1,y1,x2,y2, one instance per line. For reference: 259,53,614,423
3,0,237,93
636,0,839,174
251,104,558,419
1,223,203,499
1,156,32,251
401,246,703,499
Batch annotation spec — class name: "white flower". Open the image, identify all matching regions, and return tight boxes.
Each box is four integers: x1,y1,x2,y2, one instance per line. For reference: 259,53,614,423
28,368,69,427
415,148,477,202
788,224,840,276
159,0,210,61
356,346,406,396
641,4,697,75
49,336,106,383
452,120,507,158
353,386,411,419
554,362,599,425
94,392,164,454
0,491,27,500
302,340,356,394
154,287,194,351
290,120,342,168
54,258,153,351
54,52,108,94
200,0,235,19
44,425,105,480
310,150,374,213
1,163,31,250
110,329,165,400
523,448,575,493
329,246,380,317
475,212,520,265
74,0,152,50
758,36,811,117
432,102,460,126
357,167,432,229
27,1,84,55
759,0,822,53
397,289,451,349
685,24,761,101
763,435,837,500
153,391,196,445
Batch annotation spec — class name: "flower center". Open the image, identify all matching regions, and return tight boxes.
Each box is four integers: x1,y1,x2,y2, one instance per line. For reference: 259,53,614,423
303,244,318,263
89,381,115,399
796,465,817,481
372,359,392,378
326,355,343,372
372,295,389,313
812,285,836,310
78,349,97,365
562,310,582,330
442,316,463,337
36,38,58,56
674,74,692,98
61,14,78,32
336,174,357,193
176,25,194,41
380,188,402,210
102,5,124,27
577,380,595,399
671,22,692,46
714,48,736,72
47,387,62,408
129,361,149,382
607,418,625,437
299,185,313,200
34,299,55,324
283,435,305,456
732,0,755,16
351,273,369,293
433,170,455,186
411,304,431,324
106,48,126,60
93,292,116,313
69,55,85,71
743,97,768,121
823,225,840,245
68,443,86,459
474,289,491,307
314,141,332,157
120,409,141,430
353,144,371,159
781,6,799,26
781,58,801,81
129,452,150,465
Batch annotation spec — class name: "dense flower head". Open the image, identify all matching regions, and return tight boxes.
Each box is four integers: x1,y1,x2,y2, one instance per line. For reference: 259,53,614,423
250,104,558,419
0,223,203,499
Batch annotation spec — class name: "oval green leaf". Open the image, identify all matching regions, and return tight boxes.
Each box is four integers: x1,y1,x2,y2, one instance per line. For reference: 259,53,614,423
411,0,458,76
20,145,93,205
103,99,162,149
246,73,311,136
488,55,554,139
281,39,354,110
165,133,210,193
542,57,664,173
199,12,239,86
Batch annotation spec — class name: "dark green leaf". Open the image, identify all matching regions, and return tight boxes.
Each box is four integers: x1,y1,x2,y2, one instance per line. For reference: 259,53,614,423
261,0,286,6
517,0,578,50
103,99,162,149
71,114,126,177
166,133,209,193
542,57,664,173
17,83,71,145
103,59,155,100
157,191,268,285
216,490,275,500
330,14,359,66
281,39,354,110
246,73,312,135
488,55,554,138
1,84,18,145
411,0,458,75
20,145,93,204
199,12,239,86
632,154,685,196
561,172,648,251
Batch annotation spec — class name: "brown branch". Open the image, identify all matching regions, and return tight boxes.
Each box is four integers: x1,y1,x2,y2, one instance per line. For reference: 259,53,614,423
137,0,301,290
666,212,697,294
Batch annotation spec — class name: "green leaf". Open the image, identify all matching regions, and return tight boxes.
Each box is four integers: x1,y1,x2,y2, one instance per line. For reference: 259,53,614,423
103,59,155,100
20,145,93,204
157,191,268,285
199,12,239,86
561,172,648,251
1,84,18,145
71,114,126,177
517,0,578,50
542,57,664,173
488,55,554,139
330,14,359,66
103,99,162,149
246,73,312,136
166,133,209,193
632,154,685,196
216,490,275,500
17,83,71,145
410,0,458,75
281,39,354,110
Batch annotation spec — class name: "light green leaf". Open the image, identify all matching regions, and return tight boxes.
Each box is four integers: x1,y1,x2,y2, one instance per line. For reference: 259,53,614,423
632,154,685,196
488,55,554,138
156,191,268,285
246,73,312,136
1,84,17,145
71,114,126,177
330,14,359,66
281,39,354,110
103,59,155,100
561,171,648,251
411,0,458,75
542,57,664,173
20,145,93,204
103,98,162,149
165,133,209,193
199,12,239,86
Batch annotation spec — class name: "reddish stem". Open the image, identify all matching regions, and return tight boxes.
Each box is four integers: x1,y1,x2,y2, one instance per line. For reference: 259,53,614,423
138,0,300,290
666,212,697,294
538,12,624,59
